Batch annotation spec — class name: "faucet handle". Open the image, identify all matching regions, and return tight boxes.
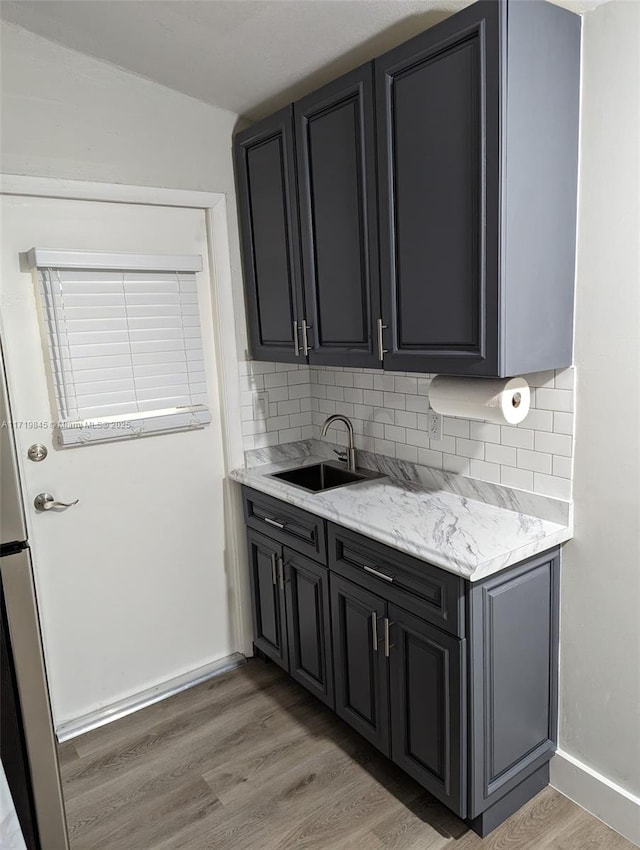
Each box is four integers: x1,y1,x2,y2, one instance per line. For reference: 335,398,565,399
333,449,348,463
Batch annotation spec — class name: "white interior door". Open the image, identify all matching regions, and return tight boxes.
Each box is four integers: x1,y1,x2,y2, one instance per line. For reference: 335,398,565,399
0,195,232,728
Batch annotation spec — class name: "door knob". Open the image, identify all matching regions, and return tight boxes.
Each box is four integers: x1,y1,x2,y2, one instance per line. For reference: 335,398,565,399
34,493,79,512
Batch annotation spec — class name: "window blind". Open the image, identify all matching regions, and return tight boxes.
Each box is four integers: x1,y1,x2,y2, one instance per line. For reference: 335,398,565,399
36,260,211,446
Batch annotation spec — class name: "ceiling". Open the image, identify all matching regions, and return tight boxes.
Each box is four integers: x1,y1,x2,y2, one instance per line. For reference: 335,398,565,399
0,0,608,120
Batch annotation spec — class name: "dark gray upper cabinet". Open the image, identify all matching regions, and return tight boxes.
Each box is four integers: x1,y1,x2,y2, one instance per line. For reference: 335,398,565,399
295,65,381,368
375,0,580,376
234,108,304,363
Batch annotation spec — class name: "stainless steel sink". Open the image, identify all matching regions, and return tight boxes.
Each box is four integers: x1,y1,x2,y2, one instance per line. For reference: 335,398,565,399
270,462,383,493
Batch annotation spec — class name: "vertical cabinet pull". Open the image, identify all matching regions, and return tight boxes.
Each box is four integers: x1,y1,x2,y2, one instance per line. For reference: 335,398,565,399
371,611,378,652
271,553,278,586
301,319,312,356
293,320,300,356
384,618,395,658
377,318,388,362
278,557,285,591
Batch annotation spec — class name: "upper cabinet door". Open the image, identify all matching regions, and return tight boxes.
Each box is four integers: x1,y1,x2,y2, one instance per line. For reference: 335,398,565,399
295,65,382,368
234,108,306,363
376,3,501,375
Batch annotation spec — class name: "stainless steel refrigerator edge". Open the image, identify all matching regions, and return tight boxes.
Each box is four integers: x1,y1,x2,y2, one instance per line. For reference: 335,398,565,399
0,342,70,850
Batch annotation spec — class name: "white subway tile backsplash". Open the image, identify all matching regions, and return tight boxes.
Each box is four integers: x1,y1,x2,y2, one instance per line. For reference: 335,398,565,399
418,447,443,468
406,395,430,413
456,438,485,459
485,442,517,467
554,367,575,390
395,376,418,394
443,454,470,475
383,391,406,410
396,443,418,464
553,455,572,479
516,408,553,432
335,372,354,387
267,385,289,403
240,361,575,501
354,373,374,390
375,438,396,456
278,399,300,415
501,466,534,491
395,410,418,429
385,424,406,443
429,434,457,454
534,431,572,457
523,370,556,388
535,387,574,412
553,411,574,435
443,417,470,438
517,448,552,474
501,426,535,450
469,421,501,443
374,373,395,391
263,371,288,388
363,389,384,407
469,459,501,483
533,472,572,500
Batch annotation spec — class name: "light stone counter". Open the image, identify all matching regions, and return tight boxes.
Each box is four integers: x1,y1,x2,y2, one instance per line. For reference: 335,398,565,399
230,453,572,582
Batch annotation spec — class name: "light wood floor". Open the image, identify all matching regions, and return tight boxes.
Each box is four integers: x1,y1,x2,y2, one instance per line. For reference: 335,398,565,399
58,660,635,850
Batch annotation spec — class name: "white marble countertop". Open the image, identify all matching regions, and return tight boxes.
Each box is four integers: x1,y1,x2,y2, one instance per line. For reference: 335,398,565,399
230,455,572,582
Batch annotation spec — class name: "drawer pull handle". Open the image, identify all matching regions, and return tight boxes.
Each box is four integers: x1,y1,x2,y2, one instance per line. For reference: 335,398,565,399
363,565,394,583
264,516,285,530
371,611,378,652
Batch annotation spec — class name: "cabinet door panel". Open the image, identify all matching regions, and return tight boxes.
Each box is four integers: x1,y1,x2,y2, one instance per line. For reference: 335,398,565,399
376,3,500,375
389,604,466,817
296,65,381,368
330,574,389,755
246,530,288,670
284,549,333,708
234,107,305,363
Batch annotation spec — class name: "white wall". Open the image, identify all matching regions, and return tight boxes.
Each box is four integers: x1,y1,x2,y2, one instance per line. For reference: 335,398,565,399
551,1,640,842
0,20,249,358
0,21,251,720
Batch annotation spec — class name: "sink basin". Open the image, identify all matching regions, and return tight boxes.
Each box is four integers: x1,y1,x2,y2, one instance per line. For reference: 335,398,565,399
270,462,383,493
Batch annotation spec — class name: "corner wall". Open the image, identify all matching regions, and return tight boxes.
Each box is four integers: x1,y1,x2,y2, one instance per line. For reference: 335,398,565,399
550,2,640,844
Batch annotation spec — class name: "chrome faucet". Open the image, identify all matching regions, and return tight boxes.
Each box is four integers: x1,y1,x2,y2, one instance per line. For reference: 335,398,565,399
321,414,357,472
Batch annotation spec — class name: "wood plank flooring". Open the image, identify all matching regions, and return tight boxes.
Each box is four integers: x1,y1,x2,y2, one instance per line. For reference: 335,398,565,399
58,660,635,850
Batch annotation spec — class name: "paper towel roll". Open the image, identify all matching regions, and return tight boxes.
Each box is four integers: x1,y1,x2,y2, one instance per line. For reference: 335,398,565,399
429,375,530,425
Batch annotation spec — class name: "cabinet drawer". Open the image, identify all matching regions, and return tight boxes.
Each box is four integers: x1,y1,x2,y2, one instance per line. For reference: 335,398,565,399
328,523,464,637
243,487,327,564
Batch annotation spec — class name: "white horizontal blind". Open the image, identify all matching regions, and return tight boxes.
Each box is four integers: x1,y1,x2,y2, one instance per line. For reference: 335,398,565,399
37,266,211,446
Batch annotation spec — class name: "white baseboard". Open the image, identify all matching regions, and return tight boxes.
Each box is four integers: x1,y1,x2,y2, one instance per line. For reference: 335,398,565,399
551,749,640,847
56,652,246,743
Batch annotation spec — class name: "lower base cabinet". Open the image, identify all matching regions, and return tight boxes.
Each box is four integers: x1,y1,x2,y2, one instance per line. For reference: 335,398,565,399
242,486,559,836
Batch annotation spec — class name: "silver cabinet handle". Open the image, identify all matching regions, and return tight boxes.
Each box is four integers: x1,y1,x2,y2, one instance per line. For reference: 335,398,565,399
34,493,79,512
377,318,388,362
301,320,312,356
384,618,395,658
371,611,378,652
293,320,300,356
271,553,278,586
277,557,285,591
264,516,285,529
363,565,394,583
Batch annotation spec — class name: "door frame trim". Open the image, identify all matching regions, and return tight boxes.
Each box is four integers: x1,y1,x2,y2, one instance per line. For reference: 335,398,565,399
0,173,252,657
